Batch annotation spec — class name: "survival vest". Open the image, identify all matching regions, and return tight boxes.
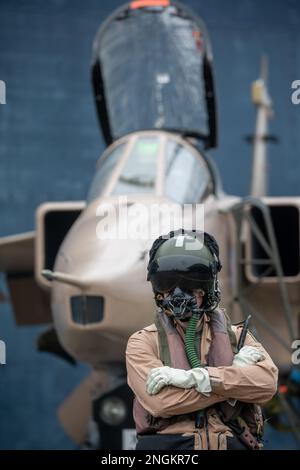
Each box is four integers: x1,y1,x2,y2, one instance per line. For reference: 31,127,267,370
133,308,264,449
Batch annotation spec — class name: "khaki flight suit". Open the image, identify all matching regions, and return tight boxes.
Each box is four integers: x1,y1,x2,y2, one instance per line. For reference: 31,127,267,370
126,313,278,450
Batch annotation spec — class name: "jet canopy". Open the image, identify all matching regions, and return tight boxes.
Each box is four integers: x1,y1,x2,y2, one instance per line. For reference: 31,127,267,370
87,131,216,203
92,1,217,149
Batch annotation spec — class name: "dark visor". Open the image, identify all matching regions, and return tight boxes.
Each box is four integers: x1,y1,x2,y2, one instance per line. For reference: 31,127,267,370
149,255,214,293
151,271,213,293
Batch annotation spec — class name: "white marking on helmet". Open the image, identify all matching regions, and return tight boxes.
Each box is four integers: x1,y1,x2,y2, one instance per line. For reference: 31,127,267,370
175,235,185,247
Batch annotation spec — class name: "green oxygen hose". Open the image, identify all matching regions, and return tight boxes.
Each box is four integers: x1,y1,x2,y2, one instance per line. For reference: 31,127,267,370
184,313,205,428
185,314,202,368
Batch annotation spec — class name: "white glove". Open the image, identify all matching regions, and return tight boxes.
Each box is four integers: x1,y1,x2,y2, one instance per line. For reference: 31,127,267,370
232,345,265,367
146,366,212,396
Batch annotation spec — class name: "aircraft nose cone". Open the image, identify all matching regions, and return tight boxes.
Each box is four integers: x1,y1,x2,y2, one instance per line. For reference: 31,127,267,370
52,217,155,366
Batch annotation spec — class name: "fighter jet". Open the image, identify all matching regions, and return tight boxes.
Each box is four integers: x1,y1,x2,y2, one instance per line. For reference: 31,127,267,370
0,0,299,449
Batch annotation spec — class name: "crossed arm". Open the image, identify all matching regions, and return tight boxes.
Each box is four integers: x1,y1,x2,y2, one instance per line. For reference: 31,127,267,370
126,328,278,419
206,331,278,403
126,330,225,418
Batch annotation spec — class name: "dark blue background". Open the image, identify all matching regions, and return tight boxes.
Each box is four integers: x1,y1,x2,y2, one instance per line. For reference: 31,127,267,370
0,0,299,449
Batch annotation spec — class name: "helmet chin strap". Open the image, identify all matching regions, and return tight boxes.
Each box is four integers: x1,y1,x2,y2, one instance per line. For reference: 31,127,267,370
156,287,204,321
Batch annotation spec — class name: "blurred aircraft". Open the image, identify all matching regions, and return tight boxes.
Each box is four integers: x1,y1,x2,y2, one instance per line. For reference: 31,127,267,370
0,0,300,449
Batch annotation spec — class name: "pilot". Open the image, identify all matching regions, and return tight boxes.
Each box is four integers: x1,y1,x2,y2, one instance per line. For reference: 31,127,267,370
126,229,278,450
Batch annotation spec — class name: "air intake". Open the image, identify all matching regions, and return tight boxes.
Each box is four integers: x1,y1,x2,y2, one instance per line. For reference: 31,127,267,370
249,205,300,277
70,295,104,325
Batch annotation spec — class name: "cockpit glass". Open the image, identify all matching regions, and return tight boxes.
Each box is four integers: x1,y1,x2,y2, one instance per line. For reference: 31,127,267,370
165,139,212,203
112,136,158,195
87,143,125,202
88,134,212,203
93,5,211,143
